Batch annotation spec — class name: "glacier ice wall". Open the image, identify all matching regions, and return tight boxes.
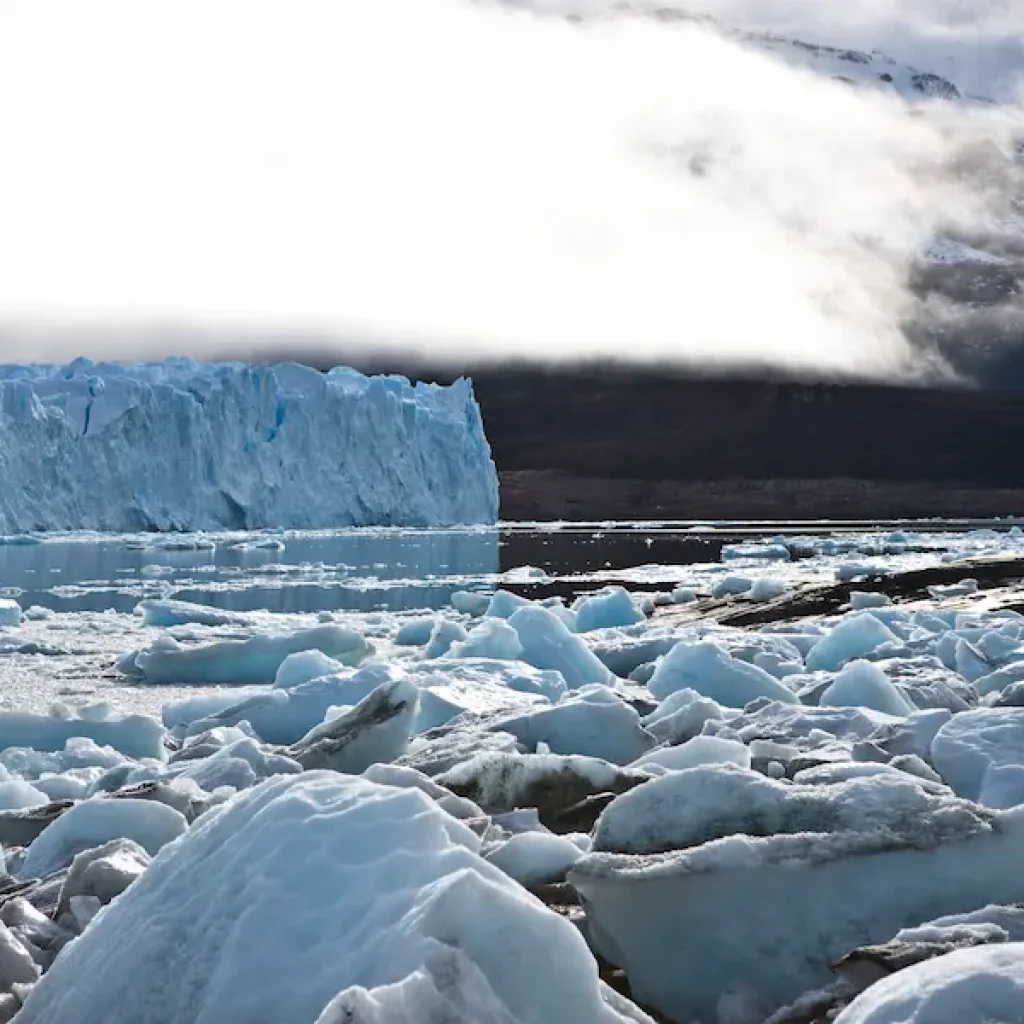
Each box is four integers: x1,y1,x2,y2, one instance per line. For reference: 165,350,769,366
0,358,499,531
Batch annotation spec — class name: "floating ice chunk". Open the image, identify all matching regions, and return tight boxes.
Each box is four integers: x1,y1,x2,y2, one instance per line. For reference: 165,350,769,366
649,642,798,707
485,590,529,620
451,590,490,617
671,588,697,605
484,831,584,886
394,617,436,647
722,543,790,561
449,619,523,661
288,678,420,774
423,619,468,659
834,943,1024,1024
747,578,787,603
806,614,901,673
135,599,249,628
712,575,753,599
573,588,645,633
819,661,914,716
20,799,187,879
273,650,347,689
849,592,892,610
932,709,1024,800
0,361,498,531
629,735,751,774
494,693,655,766
509,606,613,689
177,662,406,745
0,712,165,762
0,601,21,627
125,624,371,685
928,578,979,599
17,774,641,1024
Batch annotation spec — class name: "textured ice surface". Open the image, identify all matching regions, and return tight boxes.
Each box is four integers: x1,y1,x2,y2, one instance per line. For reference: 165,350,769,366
932,709,1024,801
121,624,371,684
574,802,1024,1023
0,360,498,531
16,774,644,1024
648,641,799,706
835,943,1024,1024
20,798,187,879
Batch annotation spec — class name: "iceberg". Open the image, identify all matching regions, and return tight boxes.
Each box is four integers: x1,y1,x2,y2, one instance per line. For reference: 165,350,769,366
0,359,498,531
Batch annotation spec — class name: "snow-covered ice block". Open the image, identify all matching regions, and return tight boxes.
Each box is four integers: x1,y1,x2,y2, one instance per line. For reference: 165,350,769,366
834,943,1024,1024
394,617,436,647
450,590,490,617
573,770,1024,1023
721,542,790,561
806,614,901,672
819,661,914,716
978,763,1024,810
0,712,165,762
0,360,498,531
573,588,645,633
16,774,646,1024
628,735,751,774
0,922,39,987
423,619,468,659
509,606,613,689
592,763,980,856
747,578,787,603
135,599,249,628
438,751,644,818
57,839,150,917
494,692,655,766
408,660,556,732
849,592,892,611
648,641,798,707
712,574,753,599
0,600,21,627
448,619,523,661
273,650,347,689
484,831,584,886
123,624,371,685
0,781,49,812
485,590,529,620
288,677,420,774
932,708,1024,801
178,662,408,745
20,799,187,879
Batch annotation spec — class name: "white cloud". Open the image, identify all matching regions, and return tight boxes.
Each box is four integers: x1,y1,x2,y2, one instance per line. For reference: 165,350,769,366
0,0,1020,377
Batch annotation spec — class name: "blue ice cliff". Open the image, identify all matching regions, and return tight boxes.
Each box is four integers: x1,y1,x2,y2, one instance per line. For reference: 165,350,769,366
0,359,499,531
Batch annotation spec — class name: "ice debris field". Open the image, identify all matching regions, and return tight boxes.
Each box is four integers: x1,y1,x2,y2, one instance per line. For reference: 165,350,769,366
5,363,1024,1022
0,523,1020,1020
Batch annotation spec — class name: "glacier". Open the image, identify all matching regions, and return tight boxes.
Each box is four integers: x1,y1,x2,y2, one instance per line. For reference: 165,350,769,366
0,358,498,531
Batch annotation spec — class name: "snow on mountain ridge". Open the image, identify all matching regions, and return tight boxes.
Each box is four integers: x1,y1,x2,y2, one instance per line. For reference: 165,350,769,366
0,360,499,532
